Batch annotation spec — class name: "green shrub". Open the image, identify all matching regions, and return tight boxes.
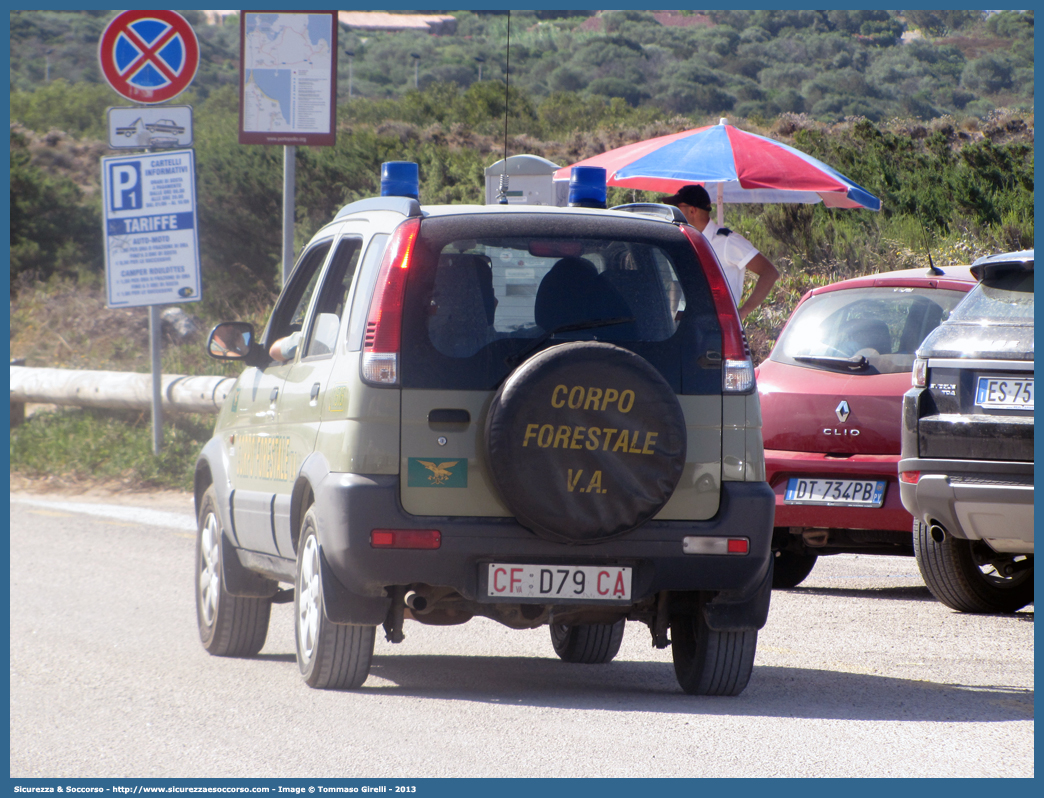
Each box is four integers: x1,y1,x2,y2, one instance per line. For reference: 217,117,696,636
9,127,103,287
9,79,119,140
10,408,213,491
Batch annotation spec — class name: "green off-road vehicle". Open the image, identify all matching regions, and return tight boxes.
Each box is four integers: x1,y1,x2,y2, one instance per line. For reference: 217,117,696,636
194,163,774,695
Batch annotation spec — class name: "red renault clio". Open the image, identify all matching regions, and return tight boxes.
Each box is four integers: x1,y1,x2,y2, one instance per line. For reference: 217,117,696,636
756,264,976,587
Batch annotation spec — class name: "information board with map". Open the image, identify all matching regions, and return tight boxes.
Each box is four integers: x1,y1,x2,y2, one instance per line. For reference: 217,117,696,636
238,11,337,146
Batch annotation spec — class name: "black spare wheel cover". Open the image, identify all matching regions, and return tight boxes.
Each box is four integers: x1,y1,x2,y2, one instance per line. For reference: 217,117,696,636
486,342,687,544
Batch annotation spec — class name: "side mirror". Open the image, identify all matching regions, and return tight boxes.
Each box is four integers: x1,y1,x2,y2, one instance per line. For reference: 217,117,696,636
207,322,255,361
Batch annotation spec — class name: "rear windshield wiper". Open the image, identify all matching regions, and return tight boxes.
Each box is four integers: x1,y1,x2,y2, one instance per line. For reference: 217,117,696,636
793,354,869,371
505,316,635,367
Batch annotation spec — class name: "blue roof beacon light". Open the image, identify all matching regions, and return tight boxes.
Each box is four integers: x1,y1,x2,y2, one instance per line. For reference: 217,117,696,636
568,165,607,209
381,161,420,199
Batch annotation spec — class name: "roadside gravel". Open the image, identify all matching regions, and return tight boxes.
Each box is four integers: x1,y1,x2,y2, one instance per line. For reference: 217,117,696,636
9,475,196,517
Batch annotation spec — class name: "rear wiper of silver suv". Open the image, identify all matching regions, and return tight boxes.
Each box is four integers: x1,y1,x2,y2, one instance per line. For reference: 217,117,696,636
505,316,635,367
793,354,869,371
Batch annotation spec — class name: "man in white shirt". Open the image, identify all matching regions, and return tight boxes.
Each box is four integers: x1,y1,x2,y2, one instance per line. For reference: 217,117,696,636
663,185,779,322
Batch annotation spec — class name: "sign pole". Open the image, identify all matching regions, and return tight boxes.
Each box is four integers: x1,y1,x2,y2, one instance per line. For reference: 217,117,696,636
144,142,165,455
148,304,163,454
137,143,164,456
239,11,337,287
146,139,162,455
282,145,296,287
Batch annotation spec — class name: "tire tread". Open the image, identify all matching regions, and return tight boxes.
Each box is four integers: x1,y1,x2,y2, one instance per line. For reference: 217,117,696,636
218,592,271,657
671,610,757,697
296,508,376,689
550,620,624,664
913,520,1033,613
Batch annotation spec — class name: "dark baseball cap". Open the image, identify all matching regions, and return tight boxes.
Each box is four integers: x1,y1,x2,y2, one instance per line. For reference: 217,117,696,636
662,184,712,211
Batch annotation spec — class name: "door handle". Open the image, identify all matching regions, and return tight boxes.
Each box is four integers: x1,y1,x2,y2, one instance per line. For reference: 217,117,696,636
267,387,278,419
310,382,321,406
428,408,471,425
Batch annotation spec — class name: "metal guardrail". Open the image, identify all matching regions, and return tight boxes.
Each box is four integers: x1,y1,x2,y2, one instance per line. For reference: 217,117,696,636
10,366,236,424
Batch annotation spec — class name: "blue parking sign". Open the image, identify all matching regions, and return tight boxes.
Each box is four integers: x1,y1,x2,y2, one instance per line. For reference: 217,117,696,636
108,161,142,211
101,150,201,308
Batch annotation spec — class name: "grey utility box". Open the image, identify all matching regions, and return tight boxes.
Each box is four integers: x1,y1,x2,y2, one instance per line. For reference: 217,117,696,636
484,154,568,206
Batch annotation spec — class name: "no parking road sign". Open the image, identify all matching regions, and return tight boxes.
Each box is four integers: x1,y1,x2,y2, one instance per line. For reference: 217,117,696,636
99,10,199,104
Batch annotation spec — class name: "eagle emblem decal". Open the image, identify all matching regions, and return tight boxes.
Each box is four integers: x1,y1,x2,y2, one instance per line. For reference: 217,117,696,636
418,460,458,484
408,457,468,488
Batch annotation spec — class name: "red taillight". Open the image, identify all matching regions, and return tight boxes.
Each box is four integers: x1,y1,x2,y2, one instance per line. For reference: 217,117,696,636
899,471,921,484
370,529,441,549
682,536,750,555
362,217,421,384
912,357,927,388
682,226,748,361
682,226,754,392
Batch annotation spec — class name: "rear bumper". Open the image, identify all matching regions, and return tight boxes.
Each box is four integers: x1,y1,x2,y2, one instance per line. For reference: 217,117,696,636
898,457,1034,553
765,449,910,532
916,414,1034,461
313,473,774,612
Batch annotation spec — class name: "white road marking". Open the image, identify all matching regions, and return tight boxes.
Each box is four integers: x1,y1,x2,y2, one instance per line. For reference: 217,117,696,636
10,493,196,532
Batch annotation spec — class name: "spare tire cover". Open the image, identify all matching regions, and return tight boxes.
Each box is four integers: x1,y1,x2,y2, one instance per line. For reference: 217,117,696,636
485,342,687,544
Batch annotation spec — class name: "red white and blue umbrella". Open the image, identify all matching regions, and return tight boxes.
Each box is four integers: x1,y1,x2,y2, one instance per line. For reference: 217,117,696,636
554,118,880,219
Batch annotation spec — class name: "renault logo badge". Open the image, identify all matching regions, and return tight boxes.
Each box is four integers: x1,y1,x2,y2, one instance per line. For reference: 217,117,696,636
835,400,851,423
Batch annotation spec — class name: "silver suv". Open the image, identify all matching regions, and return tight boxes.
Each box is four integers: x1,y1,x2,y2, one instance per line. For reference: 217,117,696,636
194,163,775,695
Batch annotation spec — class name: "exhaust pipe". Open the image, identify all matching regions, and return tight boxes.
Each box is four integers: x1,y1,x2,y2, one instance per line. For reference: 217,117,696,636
928,523,947,543
404,591,428,612
802,528,830,547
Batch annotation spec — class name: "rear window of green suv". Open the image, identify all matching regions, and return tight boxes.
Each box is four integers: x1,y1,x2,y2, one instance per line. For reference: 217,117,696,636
400,213,722,393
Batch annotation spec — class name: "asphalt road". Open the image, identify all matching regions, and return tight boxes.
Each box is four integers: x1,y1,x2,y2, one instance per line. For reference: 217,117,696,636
9,492,1034,779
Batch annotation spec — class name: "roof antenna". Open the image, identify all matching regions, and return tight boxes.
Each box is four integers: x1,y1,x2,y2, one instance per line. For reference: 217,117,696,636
918,216,944,275
497,11,511,205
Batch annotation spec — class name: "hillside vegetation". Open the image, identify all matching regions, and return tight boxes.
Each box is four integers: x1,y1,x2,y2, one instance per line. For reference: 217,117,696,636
10,83,1034,368
11,10,1034,122
7,9,1035,490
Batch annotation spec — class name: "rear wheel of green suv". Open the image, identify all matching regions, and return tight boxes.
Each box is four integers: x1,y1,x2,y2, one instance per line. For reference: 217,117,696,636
295,507,376,689
670,609,757,696
913,520,1034,613
549,619,625,663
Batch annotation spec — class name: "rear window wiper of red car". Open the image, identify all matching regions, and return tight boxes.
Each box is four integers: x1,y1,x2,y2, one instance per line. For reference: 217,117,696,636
793,354,869,371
